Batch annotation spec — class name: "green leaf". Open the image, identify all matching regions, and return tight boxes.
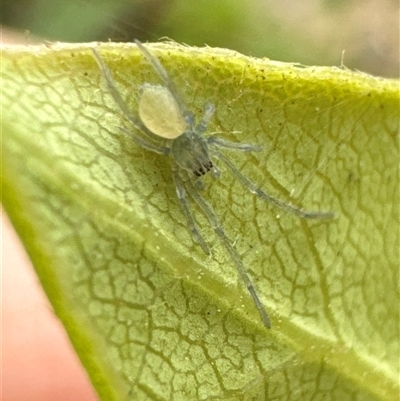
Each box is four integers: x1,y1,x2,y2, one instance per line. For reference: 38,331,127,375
1,42,398,401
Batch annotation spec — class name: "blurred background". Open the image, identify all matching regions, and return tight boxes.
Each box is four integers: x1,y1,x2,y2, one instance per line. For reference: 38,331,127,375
2,1,398,400
2,0,399,77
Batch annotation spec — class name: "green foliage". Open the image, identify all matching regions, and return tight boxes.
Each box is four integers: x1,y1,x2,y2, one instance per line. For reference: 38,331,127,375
1,42,398,400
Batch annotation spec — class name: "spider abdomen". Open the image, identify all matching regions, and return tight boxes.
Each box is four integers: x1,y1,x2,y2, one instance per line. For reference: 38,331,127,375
139,83,187,139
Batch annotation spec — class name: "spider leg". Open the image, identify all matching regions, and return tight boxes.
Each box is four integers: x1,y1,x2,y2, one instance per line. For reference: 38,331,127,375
208,136,263,152
92,48,159,141
196,103,215,133
212,164,221,179
134,40,194,127
119,126,170,155
172,166,210,255
185,179,272,329
213,149,335,219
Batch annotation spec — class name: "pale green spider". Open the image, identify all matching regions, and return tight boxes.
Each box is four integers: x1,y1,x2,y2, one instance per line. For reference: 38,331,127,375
92,40,334,329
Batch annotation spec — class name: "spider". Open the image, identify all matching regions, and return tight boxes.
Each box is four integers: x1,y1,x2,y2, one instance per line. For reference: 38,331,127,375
91,40,334,329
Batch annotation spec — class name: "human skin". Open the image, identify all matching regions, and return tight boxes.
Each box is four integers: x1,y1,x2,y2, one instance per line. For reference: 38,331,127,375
2,212,98,401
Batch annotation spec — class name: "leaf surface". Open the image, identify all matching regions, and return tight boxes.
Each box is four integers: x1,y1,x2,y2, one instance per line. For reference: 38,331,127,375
1,42,398,401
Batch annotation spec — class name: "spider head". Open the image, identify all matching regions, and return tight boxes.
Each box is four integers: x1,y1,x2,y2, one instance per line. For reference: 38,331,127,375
171,131,213,176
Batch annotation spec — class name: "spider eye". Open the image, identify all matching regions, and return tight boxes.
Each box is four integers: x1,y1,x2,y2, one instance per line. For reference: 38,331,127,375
195,168,205,176
193,160,213,176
